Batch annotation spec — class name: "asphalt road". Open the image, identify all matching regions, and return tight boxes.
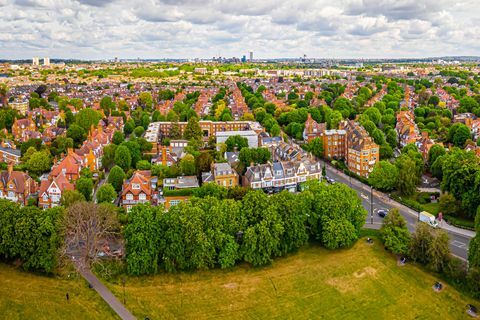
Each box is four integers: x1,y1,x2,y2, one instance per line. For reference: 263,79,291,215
324,164,473,260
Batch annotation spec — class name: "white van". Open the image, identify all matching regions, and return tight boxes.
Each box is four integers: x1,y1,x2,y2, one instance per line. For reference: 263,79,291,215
419,211,438,228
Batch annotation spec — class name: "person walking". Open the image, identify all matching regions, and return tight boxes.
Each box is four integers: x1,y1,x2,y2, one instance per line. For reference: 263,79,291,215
66,293,69,302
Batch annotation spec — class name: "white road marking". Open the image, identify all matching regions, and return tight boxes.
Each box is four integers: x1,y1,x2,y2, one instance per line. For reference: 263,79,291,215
451,240,467,249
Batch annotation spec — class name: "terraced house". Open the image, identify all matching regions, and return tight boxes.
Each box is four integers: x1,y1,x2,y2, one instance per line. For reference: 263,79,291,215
0,164,37,205
340,120,379,178
243,159,322,193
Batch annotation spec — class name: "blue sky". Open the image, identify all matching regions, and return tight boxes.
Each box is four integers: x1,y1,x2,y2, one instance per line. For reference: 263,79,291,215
0,0,478,60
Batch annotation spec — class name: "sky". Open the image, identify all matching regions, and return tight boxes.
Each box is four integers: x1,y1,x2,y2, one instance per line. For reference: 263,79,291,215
0,0,479,60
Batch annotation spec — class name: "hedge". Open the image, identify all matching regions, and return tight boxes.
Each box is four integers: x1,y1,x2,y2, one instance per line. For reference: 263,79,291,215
443,215,476,231
162,188,195,197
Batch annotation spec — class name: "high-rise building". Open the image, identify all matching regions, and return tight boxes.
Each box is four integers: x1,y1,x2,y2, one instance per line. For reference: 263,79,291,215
43,57,50,66
32,57,40,66
249,51,253,62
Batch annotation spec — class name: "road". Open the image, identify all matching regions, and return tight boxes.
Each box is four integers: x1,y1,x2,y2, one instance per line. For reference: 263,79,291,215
323,163,474,260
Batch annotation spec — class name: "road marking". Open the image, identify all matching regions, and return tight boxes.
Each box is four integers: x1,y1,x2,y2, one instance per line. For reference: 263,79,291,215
361,193,369,200
451,240,467,249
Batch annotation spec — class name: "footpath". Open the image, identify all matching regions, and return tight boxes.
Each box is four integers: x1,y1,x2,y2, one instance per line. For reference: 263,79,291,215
77,266,136,320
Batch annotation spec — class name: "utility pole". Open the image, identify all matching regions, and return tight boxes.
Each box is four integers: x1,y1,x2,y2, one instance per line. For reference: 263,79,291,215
370,185,373,224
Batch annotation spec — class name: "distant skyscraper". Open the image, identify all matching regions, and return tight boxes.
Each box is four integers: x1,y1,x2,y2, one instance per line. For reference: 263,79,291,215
32,57,39,66
249,51,253,62
43,57,50,66
241,55,246,63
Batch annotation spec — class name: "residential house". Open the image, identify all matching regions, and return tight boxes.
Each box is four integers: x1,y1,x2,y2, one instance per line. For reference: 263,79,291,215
121,170,157,212
12,118,37,142
396,110,420,147
0,143,21,164
212,162,239,187
161,176,199,209
38,173,74,209
416,131,436,162
50,148,84,181
0,164,37,205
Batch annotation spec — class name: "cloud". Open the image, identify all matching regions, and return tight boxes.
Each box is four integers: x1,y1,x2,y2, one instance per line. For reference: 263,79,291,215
0,0,477,59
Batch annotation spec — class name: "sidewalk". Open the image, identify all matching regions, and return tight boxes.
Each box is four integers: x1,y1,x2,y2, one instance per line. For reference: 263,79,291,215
78,267,136,320
439,220,476,238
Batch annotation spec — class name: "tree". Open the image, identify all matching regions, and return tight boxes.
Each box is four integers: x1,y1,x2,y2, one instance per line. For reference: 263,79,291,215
60,190,86,207
138,92,153,110
452,125,471,148
225,135,248,152
184,116,202,141
75,108,102,131
322,218,357,249
380,208,410,255
364,107,381,125
427,229,450,272
61,202,119,268
427,144,446,168
96,183,117,204
26,150,51,176
304,137,324,158
133,126,145,138
409,223,434,265
67,124,86,147
76,177,93,201
368,161,399,191
112,131,125,145
196,152,214,173
124,204,161,275
102,144,117,170
123,119,135,135
396,155,418,196
439,193,458,216
108,165,126,192
114,145,132,171
136,160,151,170
50,137,74,157
179,154,196,175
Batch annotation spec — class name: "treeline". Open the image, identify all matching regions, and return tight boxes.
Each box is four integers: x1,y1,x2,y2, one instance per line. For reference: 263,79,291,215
0,200,64,273
124,181,367,275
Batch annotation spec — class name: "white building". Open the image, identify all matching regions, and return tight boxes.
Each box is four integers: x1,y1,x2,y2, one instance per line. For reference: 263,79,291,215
43,57,50,66
32,57,40,66
216,130,259,150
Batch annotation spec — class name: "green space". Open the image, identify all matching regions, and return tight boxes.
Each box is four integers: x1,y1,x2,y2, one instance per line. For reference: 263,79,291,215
0,264,117,320
107,239,476,320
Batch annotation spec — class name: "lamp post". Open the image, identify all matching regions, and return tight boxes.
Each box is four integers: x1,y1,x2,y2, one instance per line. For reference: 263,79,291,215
370,185,374,225
122,276,126,305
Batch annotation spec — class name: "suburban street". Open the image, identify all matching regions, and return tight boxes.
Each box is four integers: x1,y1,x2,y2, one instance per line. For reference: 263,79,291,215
323,163,475,260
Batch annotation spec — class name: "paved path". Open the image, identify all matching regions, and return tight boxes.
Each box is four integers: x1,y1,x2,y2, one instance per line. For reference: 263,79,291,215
78,267,136,320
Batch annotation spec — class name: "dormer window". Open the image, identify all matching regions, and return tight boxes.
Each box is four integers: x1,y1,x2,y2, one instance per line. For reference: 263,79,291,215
132,183,140,190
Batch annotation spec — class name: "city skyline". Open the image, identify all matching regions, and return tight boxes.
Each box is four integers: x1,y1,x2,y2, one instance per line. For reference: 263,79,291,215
0,0,479,60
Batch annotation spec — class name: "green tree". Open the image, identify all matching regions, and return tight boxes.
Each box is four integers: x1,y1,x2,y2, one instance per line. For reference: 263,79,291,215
114,145,132,171
76,177,93,201
369,160,399,191
75,108,102,131
66,124,86,147
133,126,145,138
108,165,126,192
60,190,86,207
380,208,410,255
102,144,117,170
322,218,357,249
179,154,196,175
112,131,125,145
96,183,117,204
304,137,324,158
439,193,458,216
184,116,202,141
409,223,433,265
427,229,450,272
225,135,248,152
396,155,419,196
124,204,161,275
26,150,51,176
427,144,446,168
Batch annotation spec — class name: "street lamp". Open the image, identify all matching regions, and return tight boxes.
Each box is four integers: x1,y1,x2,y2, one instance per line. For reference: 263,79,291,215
370,185,374,225
122,276,126,305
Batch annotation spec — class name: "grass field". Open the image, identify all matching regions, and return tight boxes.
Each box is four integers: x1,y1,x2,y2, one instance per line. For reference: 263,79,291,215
0,264,118,320
106,239,476,320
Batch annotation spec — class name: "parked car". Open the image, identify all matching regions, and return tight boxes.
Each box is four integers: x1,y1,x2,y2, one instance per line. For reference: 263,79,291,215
325,176,335,184
378,209,388,218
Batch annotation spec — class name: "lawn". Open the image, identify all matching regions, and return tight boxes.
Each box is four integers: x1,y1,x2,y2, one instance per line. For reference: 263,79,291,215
0,264,118,320
107,239,477,320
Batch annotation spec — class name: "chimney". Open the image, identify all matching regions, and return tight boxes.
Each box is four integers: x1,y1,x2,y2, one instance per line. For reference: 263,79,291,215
162,145,167,166
7,162,13,175
67,148,74,156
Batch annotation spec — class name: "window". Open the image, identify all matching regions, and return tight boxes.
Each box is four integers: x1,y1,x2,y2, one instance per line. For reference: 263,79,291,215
43,194,48,201
169,199,181,207
132,183,140,190
229,179,232,186
126,193,133,200
139,193,146,201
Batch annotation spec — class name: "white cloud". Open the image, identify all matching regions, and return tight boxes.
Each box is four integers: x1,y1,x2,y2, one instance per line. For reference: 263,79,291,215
0,0,478,59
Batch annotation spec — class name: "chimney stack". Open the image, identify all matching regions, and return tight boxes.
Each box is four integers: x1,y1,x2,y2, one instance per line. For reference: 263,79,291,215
7,162,13,175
